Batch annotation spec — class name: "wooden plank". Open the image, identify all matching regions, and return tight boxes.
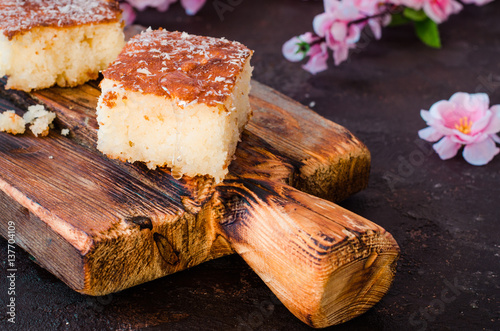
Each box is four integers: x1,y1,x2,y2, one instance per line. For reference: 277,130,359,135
0,78,398,328
0,92,231,295
213,178,398,327
0,187,85,290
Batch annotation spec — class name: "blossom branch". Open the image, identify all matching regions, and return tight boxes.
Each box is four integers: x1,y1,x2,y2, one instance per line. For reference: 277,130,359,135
283,0,496,74
348,4,402,26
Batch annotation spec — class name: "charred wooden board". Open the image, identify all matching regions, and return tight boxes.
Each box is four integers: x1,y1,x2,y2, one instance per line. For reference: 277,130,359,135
0,78,399,328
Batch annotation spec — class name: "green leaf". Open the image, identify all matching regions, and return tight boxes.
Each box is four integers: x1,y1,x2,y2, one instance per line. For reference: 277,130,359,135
389,13,411,27
414,18,442,48
403,8,428,22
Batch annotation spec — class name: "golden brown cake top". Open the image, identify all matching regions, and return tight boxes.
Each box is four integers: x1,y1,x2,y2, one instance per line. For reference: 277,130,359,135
102,29,253,108
0,0,121,40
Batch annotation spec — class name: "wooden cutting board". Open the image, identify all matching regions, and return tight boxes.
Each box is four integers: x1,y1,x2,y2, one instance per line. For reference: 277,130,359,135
0,77,399,328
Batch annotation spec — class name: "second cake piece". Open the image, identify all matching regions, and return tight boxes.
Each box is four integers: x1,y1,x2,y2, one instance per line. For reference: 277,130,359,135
96,29,253,182
0,0,125,91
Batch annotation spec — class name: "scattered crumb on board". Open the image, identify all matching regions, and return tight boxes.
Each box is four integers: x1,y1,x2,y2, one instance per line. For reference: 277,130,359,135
0,104,59,137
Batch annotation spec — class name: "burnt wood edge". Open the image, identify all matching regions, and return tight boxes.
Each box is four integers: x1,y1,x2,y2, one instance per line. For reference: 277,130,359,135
81,202,235,296
212,178,399,327
296,150,371,202
249,80,371,201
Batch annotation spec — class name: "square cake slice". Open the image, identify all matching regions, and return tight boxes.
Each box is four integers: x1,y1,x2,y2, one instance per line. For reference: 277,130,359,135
96,29,253,182
0,0,125,91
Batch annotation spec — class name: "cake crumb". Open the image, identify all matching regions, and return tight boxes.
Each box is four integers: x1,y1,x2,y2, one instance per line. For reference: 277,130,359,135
61,128,70,136
23,104,56,137
0,110,26,135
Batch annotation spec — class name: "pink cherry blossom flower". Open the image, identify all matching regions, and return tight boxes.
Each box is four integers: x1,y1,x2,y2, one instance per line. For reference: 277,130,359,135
422,0,462,24
282,32,320,62
126,0,176,12
366,12,392,40
119,2,137,25
392,0,424,10
313,0,364,65
391,0,462,23
181,0,206,15
124,0,206,15
418,92,500,165
302,42,329,74
351,0,391,39
352,0,381,13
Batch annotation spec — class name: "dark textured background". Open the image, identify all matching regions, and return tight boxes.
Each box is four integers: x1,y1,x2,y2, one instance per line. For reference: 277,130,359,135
1,1,499,330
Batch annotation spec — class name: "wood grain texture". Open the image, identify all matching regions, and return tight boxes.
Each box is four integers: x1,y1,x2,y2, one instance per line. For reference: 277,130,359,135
0,76,398,328
213,179,398,327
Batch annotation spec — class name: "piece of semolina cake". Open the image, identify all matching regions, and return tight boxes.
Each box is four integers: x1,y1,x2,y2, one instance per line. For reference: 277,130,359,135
0,0,125,92
96,29,253,182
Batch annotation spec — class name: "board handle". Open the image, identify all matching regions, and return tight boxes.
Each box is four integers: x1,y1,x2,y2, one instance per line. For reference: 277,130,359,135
213,178,399,328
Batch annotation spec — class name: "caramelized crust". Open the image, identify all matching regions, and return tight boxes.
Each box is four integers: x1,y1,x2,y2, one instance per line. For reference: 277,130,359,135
102,29,253,108
0,0,121,40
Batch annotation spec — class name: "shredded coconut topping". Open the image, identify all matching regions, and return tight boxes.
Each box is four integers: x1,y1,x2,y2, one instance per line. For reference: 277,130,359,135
137,68,153,76
102,29,253,108
0,0,121,40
